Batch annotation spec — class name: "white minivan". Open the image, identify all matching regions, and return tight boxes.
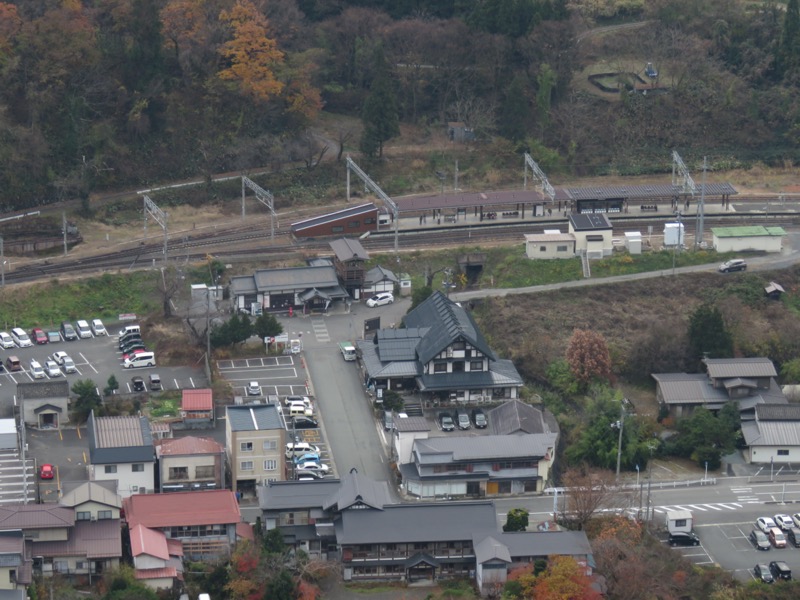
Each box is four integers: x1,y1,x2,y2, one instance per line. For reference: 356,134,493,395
11,328,32,348
0,332,14,349
75,320,93,339
124,351,155,369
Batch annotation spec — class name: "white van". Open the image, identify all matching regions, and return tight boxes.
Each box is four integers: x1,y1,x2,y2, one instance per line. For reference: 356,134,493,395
123,351,155,369
285,442,320,458
0,332,14,349
118,324,140,337
11,328,32,348
75,320,93,339
288,403,313,418
29,359,45,379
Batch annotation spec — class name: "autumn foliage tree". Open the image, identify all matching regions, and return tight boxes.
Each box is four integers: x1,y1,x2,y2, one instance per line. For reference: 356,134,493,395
566,329,612,388
505,556,601,599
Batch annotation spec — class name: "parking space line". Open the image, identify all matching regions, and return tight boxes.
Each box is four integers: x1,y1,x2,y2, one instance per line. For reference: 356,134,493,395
79,353,98,373
173,378,179,389
189,377,195,388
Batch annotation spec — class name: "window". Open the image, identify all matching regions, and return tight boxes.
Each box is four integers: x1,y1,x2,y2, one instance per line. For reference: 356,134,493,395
557,245,568,252
262,440,277,451
195,465,215,479
434,362,447,373
674,519,687,527
497,481,511,494
76,511,91,521
240,442,253,452
53,561,68,573
331,226,344,233
169,466,189,480
778,449,789,456
98,510,112,520
364,218,375,224
132,463,144,472
104,465,117,474
470,360,483,371
264,459,277,471
539,246,546,252
240,461,254,471
451,341,465,351
348,220,360,228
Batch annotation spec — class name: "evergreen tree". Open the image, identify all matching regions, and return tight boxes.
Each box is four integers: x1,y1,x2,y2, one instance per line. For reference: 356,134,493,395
360,47,400,159
688,304,733,367
498,75,530,141
777,0,800,78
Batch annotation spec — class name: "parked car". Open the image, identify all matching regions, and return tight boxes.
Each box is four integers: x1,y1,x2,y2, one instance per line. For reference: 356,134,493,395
774,514,794,531
786,527,800,548
60,321,78,341
29,359,45,379
91,319,107,336
74,320,92,339
751,529,771,551
5,356,21,372
754,563,774,583
44,360,61,377
0,332,14,349
120,340,146,355
247,381,260,396
438,412,455,432
366,292,394,307
122,348,148,361
51,351,76,374
455,409,471,430
292,452,321,464
296,462,329,473
284,395,312,407
769,561,792,581
285,442,320,458
471,408,488,428
793,513,800,529
719,259,747,273
46,331,61,343
131,377,146,392
668,531,700,547
296,470,326,480
39,464,54,480
149,374,162,391
290,416,318,429
757,517,778,533
118,332,142,348
769,528,787,548
11,328,32,348
31,328,48,345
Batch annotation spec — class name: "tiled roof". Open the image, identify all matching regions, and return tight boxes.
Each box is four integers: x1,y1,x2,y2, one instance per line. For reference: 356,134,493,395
0,504,74,530
416,359,523,392
474,530,592,562
653,372,786,407
60,481,122,509
489,400,557,436
16,380,69,400
230,275,257,296
322,470,391,512
742,420,800,447
167,538,184,556
712,226,786,238
134,566,179,580
31,519,121,559
156,436,223,457
130,524,169,560
258,480,342,511
329,238,369,261
123,490,240,529
704,357,777,379
756,404,800,421
182,389,213,411
0,530,23,555
364,265,398,286
413,434,557,463
394,416,430,433
252,265,340,293
236,522,255,542
357,340,420,379
226,404,283,432
375,328,425,362
473,535,511,563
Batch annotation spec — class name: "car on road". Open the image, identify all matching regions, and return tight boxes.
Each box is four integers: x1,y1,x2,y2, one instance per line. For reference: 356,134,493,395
472,408,488,428
296,461,329,473
40,464,54,480
719,258,747,273
60,321,78,341
774,514,794,531
750,529,771,551
289,416,318,429
438,412,455,432
286,443,320,458
0,332,13,349
51,351,76,374
769,528,787,548
29,359,45,379
246,381,260,396
757,517,778,533
91,319,107,336
44,360,61,377
769,561,792,581
131,376,146,392
31,328,48,345
668,531,700,547
754,563,774,584
366,292,394,307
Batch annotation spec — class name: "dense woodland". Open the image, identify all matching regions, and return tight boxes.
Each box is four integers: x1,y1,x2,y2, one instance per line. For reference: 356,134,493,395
1,0,800,210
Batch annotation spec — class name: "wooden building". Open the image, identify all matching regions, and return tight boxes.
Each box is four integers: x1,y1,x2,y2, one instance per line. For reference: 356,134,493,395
290,203,379,239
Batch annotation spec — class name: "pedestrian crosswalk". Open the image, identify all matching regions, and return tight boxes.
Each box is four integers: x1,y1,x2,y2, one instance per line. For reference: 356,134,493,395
311,319,330,343
653,502,747,514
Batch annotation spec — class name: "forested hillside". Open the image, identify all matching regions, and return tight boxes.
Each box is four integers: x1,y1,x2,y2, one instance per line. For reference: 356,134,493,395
1,0,799,210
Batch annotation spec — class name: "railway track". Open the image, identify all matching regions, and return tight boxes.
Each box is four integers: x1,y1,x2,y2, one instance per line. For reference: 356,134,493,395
4,209,800,285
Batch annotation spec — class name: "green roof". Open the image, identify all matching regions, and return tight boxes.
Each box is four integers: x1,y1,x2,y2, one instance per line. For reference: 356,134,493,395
711,226,786,238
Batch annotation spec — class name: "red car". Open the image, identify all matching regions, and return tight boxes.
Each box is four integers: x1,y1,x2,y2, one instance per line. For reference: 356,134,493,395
122,348,147,361
31,328,48,345
39,464,54,480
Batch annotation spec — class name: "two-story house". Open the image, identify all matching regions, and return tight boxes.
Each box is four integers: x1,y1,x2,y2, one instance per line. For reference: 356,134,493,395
225,404,286,497
358,292,523,404
329,238,369,300
653,357,787,419
130,524,184,591
156,436,225,492
0,531,30,593
87,411,156,497
123,490,244,560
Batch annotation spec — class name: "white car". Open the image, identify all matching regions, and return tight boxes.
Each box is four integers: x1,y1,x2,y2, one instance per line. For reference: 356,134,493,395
91,319,107,336
0,332,14,349
296,461,329,473
29,360,45,379
366,292,394,308
756,516,777,533
51,351,77,374
792,513,800,529
775,514,795,530
44,360,62,377
285,443,320,458
246,382,260,396
284,395,312,407
75,320,93,339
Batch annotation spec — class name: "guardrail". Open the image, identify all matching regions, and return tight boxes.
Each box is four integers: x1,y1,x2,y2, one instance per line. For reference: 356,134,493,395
544,477,716,495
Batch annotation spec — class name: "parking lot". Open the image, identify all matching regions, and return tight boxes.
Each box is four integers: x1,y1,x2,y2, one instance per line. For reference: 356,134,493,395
216,353,335,479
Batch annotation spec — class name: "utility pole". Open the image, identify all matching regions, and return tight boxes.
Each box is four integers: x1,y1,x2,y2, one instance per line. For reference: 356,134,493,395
613,401,626,481
1,235,4,287
62,212,68,256
695,157,707,249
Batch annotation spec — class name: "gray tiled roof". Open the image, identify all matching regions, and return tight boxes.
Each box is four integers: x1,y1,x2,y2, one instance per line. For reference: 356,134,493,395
742,420,800,447
413,434,557,463
375,328,426,362
322,470,391,512
364,265,398,286
88,412,154,465
473,535,511,563
227,404,283,431
253,266,340,292
489,400,557,436
357,340,420,379
258,480,342,511
230,275,257,296
473,530,592,562
329,238,369,262
60,481,122,509
403,292,495,364
704,357,777,379
334,502,497,544
652,373,786,406
417,359,522,392
756,404,800,421
16,380,69,399
394,416,431,433
32,519,122,560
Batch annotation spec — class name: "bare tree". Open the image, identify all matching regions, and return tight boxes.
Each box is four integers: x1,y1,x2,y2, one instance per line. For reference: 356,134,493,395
562,465,628,529
158,265,183,319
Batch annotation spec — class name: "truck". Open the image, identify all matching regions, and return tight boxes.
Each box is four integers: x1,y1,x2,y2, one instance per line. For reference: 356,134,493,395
666,509,693,534
338,341,356,361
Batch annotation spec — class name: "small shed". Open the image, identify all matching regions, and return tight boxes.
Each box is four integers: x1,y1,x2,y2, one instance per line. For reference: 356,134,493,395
712,226,786,253
181,389,214,427
524,233,576,259
765,282,785,300
624,231,642,254
664,223,684,247
0,419,17,450
18,381,69,429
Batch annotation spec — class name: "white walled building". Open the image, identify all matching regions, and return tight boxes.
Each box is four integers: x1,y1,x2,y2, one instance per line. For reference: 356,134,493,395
87,412,155,497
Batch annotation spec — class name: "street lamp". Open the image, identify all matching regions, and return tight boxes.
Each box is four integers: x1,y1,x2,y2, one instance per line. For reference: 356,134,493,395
611,400,626,480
